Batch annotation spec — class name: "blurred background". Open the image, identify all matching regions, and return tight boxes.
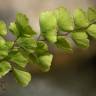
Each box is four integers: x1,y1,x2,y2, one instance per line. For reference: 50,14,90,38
0,0,96,96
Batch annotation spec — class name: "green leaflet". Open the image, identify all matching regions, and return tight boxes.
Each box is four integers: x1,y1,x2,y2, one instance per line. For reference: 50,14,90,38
43,29,57,43
10,52,28,68
55,36,72,52
0,41,14,59
0,41,14,51
0,46,8,58
23,25,36,37
0,61,11,78
38,54,53,72
88,7,96,22
13,68,31,87
36,41,48,55
74,9,89,28
39,11,57,43
0,41,13,50
0,36,6,48
29,53,53,72
9,13,36,37
0,21,7,36
16,13,29,28
54,7,74,31
5,41,14,49
71,32,89,48
16,13,36,37
0,50,8,59
39,11,57,32
17,37,37,53
87,24,96,38
9,22,20,36
7,48,18,59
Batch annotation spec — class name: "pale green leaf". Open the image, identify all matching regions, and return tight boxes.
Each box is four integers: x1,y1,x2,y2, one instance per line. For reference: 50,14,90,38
88,7,96,22
13,68,31,87
74,9,89,28
54,7,74,31
39,11,57,43
43,29,57,43
0,21,7,36
87,24,96,38
17,37,37,53
7,48,18,59
10,52,28,68
39,11,57,32
0,50,8,59
9,22,20,36
0,41,13,50
0,36,6,48
0,61,11,78
16,13,28,28
38,54,53,72
55,36,72,52
71,32,89,48
23,25,36,37
0,48,8,59
36,41,48,55
5,41,14,49
0,41,14,59
10,13,36,37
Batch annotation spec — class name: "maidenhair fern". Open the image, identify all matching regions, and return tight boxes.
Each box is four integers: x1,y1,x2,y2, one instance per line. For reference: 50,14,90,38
0,7,95,87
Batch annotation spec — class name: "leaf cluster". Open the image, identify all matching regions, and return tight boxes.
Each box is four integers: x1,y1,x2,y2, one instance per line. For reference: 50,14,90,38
0,7,96,87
